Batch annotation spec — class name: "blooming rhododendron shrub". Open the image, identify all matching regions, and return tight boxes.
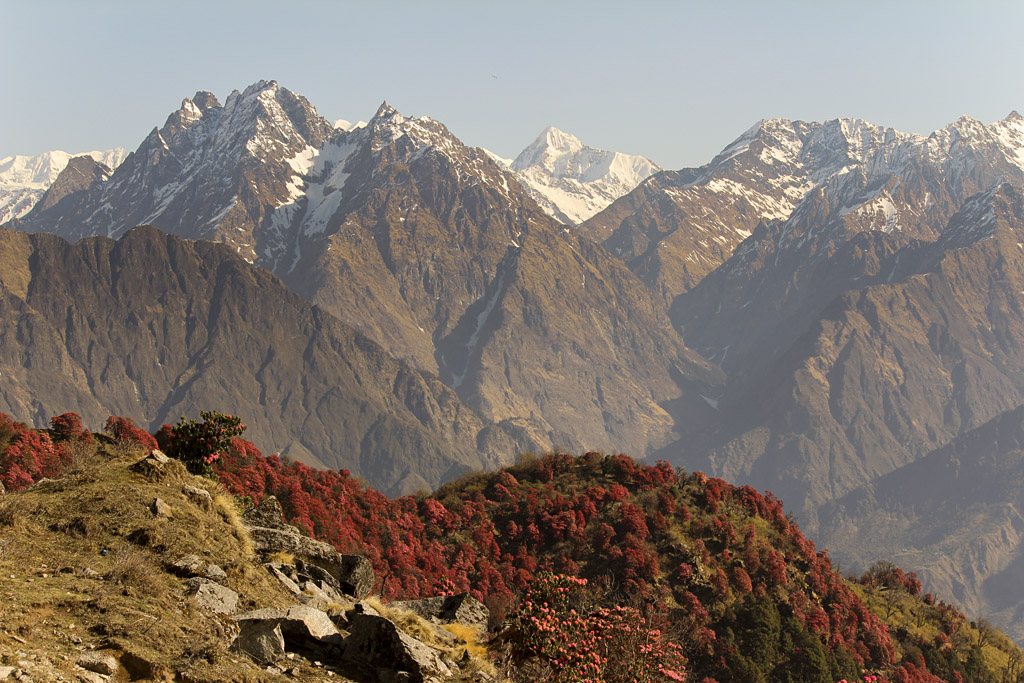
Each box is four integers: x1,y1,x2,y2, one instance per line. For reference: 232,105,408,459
165,411,245,477
0,413,77,491
210,439,1019,683
104,416,158,451
49,412,92,443
506,573,687,683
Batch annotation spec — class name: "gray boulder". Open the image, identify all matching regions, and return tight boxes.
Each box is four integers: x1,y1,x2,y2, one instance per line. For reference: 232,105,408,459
342,613,455,683
338,554,375,599
169,554,206,577
204,564,228,583
75,652,118,676
186,577,238,614
241,495,291,530
264,562,302,595
129,450,177,481
150,497,172,518
182,484,214,511
296,560,341,592
392,593,489,630
233,620,285,665
235,605,341,647
243,495,376,598
246,526,340,575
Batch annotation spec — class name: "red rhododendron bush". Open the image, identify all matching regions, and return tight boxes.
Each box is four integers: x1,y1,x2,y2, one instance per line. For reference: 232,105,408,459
0,412,94,490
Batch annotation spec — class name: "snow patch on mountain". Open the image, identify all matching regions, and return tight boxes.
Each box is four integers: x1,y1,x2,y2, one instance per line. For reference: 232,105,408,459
508,127,661,225
991,111,1024,170
483,149,513,168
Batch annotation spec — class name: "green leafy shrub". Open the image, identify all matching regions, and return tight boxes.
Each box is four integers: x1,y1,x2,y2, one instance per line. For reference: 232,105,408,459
164,411,245,477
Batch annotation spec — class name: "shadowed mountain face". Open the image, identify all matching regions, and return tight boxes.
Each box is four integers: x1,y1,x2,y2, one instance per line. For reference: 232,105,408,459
818,403,1024,645
671,184,1024,517
583,113,1024,313
0,225,534,495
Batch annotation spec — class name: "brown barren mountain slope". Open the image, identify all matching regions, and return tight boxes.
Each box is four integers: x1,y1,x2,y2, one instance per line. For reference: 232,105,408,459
678,184,1024,517
0,225,531,494
819,403,1024,645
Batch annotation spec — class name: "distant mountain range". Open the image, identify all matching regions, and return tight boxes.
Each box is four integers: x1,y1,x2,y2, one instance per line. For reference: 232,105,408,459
0,147,126,223
4,80,1024,642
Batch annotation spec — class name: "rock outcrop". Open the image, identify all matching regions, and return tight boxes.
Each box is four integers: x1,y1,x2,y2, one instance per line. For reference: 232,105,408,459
392,594,489,630
242,496,375,598
0,226,524,495
343,613,457,683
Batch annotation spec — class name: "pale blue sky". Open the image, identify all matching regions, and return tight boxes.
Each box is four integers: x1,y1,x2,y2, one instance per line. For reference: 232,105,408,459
2,0,1021,169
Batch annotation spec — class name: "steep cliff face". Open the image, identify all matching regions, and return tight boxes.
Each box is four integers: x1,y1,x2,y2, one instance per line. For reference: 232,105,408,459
0,226,531,494
265,104,721,456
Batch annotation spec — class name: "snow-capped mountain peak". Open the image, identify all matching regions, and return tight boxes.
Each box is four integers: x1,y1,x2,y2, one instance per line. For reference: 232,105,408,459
0,147,127,223
508,127,662,225
511,126,585,172
333,119,368,132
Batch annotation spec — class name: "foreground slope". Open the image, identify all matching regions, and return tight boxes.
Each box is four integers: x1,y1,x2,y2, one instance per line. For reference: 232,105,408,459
3,415,1022,681
0,437,495,682
184,439,1024,681
0,225,528,494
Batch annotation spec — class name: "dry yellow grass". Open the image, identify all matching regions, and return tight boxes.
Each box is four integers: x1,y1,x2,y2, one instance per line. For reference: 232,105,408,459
268,550,295,565
214,490,254,559
0,442,300,681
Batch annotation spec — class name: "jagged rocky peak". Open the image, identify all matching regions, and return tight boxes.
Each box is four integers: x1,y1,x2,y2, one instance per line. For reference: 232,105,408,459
351,100,488,170
160,96,211,140
938,182,1024,250
373,100,399,119
191,90,220,111
159,91,225,139
12,79,336,249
